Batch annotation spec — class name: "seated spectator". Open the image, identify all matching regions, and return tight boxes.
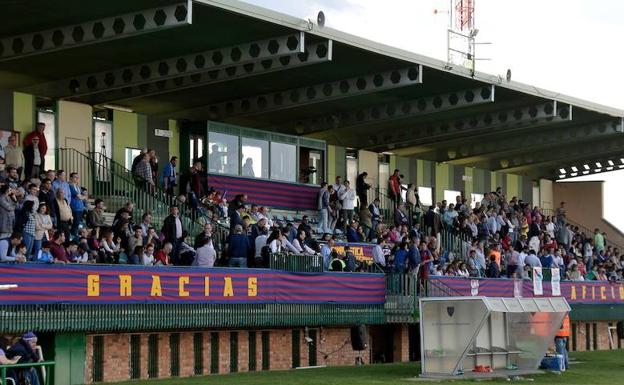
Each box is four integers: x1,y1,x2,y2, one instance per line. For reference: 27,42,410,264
292,230,315,255
142,243,155,265
100,230,123,264
6,332,41,385
154,242,172,265
49,230,69,264
129,246,143,265
36,241,53,263
86,198,107,229
0,233,24,263
127,226,144,254
566,264,584,281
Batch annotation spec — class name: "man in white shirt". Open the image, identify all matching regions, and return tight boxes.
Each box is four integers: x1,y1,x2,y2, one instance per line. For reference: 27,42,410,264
372,238,386,267
524,250,542,268
339,180,356,232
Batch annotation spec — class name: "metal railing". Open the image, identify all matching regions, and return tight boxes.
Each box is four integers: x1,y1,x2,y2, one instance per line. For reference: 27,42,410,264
57,148,231,251
269,253,324,272
0,303,385,333
384,272,420,323
0,361,55,385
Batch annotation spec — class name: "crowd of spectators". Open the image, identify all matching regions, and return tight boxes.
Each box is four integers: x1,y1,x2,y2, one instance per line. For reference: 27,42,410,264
2,124,618,283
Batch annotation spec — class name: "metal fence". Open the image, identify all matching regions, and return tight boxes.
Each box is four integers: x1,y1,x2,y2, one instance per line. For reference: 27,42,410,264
269,253,324,272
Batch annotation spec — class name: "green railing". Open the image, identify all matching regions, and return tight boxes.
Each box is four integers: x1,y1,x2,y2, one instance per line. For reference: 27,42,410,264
0,361,55,385
269,253,324,272
0,303,385,333
385,273,419,323
57,148,226,245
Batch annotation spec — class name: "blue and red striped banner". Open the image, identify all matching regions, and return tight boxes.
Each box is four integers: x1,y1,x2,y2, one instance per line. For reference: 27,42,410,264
429,276,624,305
207,173,319,210
0,265,385,305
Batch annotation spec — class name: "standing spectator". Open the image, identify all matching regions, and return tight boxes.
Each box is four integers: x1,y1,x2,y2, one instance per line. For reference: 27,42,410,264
0,184,17,239
131,148,147,175
369,198,381,237
148,149,158,183
53,188,72,240
69,172,87,237
23,122,47,161
394,202,409,227
555,201,567,226
594,228,605,254
228,224,251,267
135,152,154,191
161,206,185,262
161,156,178,195
194,237,216,267
388,169,401,208
346,221,362,243
318,182,330,234
23,136,43,179
4,133,24,178
33,203,52,258
355,172,370,207
52,170,71,203
339,180,356,232
18,200,36,258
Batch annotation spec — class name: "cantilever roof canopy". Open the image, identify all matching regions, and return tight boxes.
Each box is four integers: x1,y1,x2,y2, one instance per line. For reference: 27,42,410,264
1,0,622,180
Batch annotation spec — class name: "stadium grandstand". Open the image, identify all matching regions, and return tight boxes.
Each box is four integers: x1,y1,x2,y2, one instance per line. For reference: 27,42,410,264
0,0,622,384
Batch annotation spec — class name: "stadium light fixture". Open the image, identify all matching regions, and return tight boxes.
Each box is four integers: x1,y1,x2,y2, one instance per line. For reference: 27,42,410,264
595,162,602,168
558,168,566,174
583,164,590,170
608,160,615,166
571,166,578,172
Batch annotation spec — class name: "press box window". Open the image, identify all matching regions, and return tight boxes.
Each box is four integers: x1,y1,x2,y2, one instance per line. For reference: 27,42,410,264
299,147,324,185
208,132,238,175
270,142,296,182
241,138,268,179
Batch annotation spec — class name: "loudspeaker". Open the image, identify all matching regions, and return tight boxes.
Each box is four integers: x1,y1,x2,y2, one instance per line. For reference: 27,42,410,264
350,324,368,351
617,321,624,339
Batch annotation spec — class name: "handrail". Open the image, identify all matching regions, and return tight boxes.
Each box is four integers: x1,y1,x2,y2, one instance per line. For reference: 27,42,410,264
0,361,55,385
58,148,212,242
542,208,624,250
88,149,232,244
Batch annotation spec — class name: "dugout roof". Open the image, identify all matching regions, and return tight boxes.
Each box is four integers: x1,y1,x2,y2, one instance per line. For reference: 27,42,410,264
1,0,622,180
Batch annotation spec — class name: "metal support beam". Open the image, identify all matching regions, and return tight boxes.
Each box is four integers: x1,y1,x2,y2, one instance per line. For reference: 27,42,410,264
287,85,494,135
70,40,331,105
439,119,623,165
23,32,307,99
0,2,192,62
492,134,624,173
358,101,571,151
171,65,423,119
553,153,624,180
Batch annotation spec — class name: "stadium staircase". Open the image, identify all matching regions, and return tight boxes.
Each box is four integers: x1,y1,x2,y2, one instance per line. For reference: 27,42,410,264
57,148,230,253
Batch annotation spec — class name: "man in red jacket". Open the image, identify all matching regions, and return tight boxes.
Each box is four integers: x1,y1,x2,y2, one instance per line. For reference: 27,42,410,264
23,122,48,158
388,169,401,209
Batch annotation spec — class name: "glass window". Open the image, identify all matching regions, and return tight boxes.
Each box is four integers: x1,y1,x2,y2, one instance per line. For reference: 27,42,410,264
346,157,358,187
419,186,433,207
378,163,389,195
208,132,238,175
299,148,324,184
444,189,461,206
241,138,268,179
37,111,56,170
93,120,112,181
270,142,296,182
471,193,484,209
125,148,141,171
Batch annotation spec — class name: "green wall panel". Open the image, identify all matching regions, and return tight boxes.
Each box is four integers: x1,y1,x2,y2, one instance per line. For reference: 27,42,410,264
54,332,86,385
168,119,180,161
435,163,450,202
464,167,474,198
112,111,138,165
13,92,34,136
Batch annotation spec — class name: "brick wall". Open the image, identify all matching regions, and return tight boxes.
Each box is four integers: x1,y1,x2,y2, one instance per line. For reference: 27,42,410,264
393,325,410,363
570,321,621,352
84,326,378,383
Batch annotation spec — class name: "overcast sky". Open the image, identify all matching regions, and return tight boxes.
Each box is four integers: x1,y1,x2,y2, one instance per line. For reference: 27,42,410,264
244,0,624,110
244,0,624,230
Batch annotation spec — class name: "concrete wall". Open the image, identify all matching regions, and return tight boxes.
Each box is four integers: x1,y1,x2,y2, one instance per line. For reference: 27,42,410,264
539,178,554,210
112,110,139,165
553,181,624,246
57,100,92,152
